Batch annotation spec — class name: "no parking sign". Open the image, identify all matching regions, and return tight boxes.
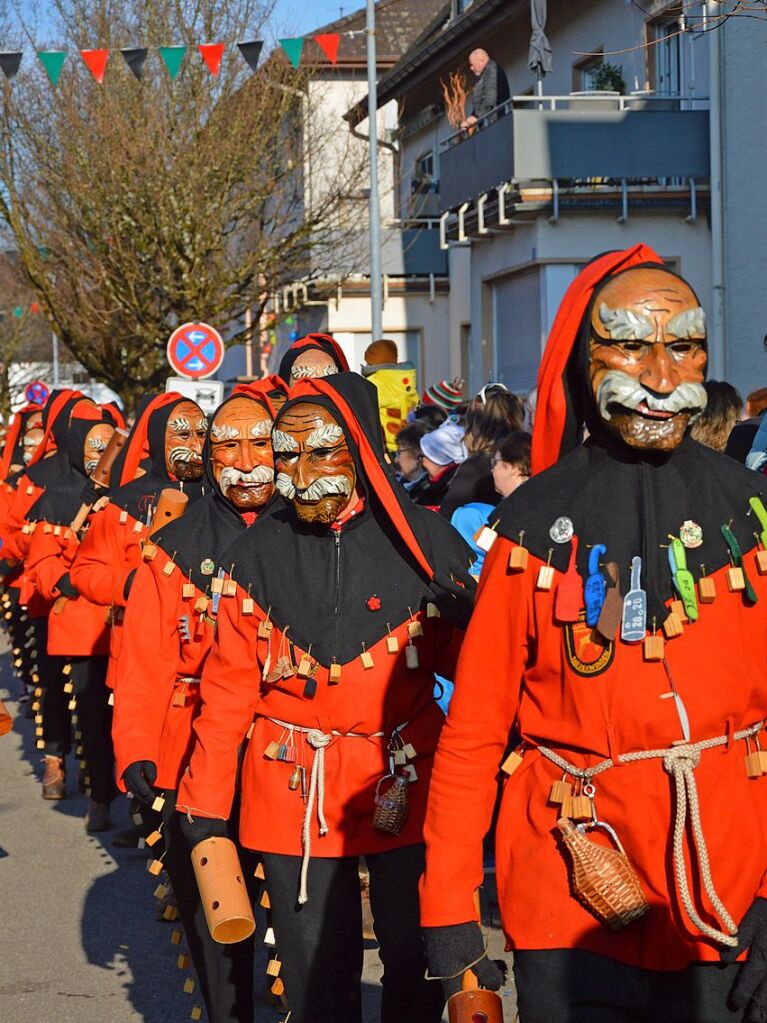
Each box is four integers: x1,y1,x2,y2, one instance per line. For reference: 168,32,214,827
166,322,225,380
25,381,49,405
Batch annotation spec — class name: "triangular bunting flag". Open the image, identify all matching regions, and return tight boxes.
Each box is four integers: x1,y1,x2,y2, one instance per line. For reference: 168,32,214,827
80,48,109,84
158,46,186,81
278,38,304,69
0,52,23,82
37,51,66,87
121,48,148,80
314,33,340,64
237,40,263,73
198,43,224,76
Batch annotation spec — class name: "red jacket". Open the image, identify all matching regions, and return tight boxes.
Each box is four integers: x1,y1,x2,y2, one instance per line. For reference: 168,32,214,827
112,547,214,790
70,501,150,686
420,537,767,971
177,586,462,857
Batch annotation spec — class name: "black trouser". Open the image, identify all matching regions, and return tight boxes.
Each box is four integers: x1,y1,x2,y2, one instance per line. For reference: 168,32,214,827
161,794,255,1023
70,655,116,804
513,948,745,1023
262,844,443,1023
33,618,71,758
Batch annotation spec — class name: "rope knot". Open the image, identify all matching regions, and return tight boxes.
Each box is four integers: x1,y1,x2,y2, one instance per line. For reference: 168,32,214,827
663,746,700,773
306,729,331,751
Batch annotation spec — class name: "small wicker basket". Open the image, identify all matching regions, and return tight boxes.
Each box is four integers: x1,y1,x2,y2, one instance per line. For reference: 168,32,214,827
557,817,649,931
373,775,409,835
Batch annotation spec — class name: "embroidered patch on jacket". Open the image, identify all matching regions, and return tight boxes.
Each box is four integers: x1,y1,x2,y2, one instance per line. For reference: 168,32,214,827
563,613,615,678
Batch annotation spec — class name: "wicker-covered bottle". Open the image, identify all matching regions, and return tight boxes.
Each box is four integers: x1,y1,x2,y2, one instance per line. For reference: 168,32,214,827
373,775,409,835
556,817,649,930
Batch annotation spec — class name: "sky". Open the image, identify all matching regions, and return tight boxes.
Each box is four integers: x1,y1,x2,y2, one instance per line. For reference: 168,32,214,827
271,1,360,36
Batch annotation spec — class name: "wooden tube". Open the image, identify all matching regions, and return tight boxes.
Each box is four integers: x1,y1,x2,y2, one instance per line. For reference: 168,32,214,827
446,971,504,1023
90,426,129,488
71,426,130,532
150,488,188,537
191,837,256,944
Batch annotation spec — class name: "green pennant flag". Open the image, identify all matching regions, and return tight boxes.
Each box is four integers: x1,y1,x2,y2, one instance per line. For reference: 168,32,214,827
158,46,186,80
37,50,67,86
279,37,304,69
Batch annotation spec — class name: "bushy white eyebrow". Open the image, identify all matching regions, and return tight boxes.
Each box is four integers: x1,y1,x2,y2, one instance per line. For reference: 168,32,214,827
306,424,344,450
210,423,239,441
666,307,706,339
272,429,299,452
290,363,335,380
251,419,273,438
598,303,654,341
168,416,191,431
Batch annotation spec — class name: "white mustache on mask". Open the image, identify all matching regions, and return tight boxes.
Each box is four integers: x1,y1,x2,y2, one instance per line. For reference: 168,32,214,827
275,473,351,502
219,464,273,494
170,446,203,464
596,370,708,422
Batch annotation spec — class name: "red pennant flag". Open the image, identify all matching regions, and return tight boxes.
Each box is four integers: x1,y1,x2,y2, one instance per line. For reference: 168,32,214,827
80,49,109,84
198,43,225,76
314,33,340,64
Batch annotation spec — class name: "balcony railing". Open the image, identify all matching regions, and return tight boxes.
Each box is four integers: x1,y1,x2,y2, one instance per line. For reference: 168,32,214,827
438,94,710,212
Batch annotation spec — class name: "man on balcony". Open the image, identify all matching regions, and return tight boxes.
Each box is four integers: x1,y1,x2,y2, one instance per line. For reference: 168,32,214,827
460,48,510,130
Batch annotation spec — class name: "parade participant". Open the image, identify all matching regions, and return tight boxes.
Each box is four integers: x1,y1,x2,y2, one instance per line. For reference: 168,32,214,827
113,388,278,1023
277,332,349,385
177,373,474,1023
24,406,116,818
421,246,767,1022
361,338,418,452
70,394,207,690
0,402,44,478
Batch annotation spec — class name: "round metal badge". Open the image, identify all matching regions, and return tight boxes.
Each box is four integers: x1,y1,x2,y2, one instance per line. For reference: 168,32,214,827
200,558,215,576
549,516,574,544
679,520,703,549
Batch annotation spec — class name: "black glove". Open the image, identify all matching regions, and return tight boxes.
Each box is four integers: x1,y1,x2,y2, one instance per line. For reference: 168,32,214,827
122,760,158,805
80,478,105,505
179,813,228,849
423,921,507,999
721,897,767,1022
55,573,79,599
429,570,477,630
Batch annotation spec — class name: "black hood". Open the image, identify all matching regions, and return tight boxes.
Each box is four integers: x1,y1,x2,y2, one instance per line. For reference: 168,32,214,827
152,391,274,592
217,373,474,665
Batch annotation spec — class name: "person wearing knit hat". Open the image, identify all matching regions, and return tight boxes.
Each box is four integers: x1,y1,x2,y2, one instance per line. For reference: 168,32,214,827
416,421,467,511
422,377,464,412
362,338,418,452
421,244,767,1021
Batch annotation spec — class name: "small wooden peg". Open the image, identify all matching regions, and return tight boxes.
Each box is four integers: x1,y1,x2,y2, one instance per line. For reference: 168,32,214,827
569,795,593,821
263,927,276,946
266,958,282,977
662,612,684,639
258,619,273,639
500,749,524,776
260,889,271,909
183,979,195,994
548,777,573,806
644,634,665,661
177,953,191,969
142,542,158,561
298,655,312,678
254,861,266,880
264,741,280,760
473,525,498,553
728,566,746,592
698,567,716,604
191,1007,203,1021
171,929,183,945
756,550,767,575
194,595,209,614
669,599,688,624
151,794,166,812
147,859,164,876
405,644,419,669
426,601,440,618
162,905,178,921
386,627,399,654
162,557,176,577
407,620,424,639
210,576,224,595
271,978,285,997
329,661,342,684
153,884,167,900
745,751,763,779
360,645,374,670
242,597,254,615
146,830,162,847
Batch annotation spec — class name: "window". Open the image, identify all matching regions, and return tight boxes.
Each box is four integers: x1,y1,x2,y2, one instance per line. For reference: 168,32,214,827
648,18,682,96
415,152,435,180
451,0,474,18
572,49,604,92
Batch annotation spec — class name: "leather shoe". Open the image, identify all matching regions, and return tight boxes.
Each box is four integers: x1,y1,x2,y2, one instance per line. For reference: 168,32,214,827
42,755,66,799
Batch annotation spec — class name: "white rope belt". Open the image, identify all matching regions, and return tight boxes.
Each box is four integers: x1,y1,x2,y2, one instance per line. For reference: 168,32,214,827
267,716,408,904
537,720,764,947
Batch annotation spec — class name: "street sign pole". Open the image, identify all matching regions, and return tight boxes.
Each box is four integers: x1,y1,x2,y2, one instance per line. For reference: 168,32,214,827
366,0,383,343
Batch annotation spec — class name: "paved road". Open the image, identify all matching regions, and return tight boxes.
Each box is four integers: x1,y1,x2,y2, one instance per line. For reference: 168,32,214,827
0,644,516,1022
